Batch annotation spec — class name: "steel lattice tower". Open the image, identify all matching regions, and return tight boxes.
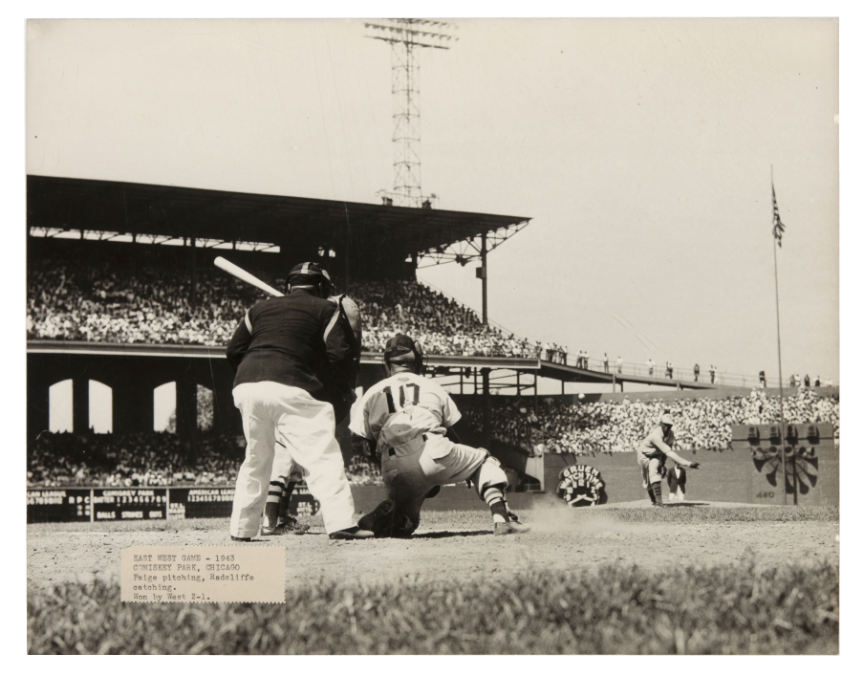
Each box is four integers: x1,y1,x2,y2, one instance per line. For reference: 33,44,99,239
365,19,457,207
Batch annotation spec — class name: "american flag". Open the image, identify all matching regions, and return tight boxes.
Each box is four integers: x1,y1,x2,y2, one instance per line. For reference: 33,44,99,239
772,182,786,247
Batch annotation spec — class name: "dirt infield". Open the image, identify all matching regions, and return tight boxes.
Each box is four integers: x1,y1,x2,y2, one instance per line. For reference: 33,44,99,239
27,500,839,591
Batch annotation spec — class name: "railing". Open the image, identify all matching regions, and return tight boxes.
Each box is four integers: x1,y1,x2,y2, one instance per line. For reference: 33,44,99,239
546,354,825,391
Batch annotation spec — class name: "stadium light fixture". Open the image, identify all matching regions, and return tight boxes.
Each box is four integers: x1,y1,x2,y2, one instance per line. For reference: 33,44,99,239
365,19,458,208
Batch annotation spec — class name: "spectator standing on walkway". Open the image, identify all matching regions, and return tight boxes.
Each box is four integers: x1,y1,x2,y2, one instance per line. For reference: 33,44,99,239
647,357,655,377
693,363,700,382
709,364,716,384
603,353,609,373
759,370,766,388
616,355,624,375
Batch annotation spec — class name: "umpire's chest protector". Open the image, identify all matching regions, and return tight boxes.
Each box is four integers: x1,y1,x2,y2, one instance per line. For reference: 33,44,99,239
234,293,340,398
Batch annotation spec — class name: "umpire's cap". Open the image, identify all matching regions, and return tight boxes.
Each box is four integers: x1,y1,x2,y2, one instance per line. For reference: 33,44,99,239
660,414,674,426
384,333,424,373
286,262,332,293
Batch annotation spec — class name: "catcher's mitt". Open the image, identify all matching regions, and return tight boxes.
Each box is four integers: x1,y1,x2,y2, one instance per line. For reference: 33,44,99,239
357,499,418,538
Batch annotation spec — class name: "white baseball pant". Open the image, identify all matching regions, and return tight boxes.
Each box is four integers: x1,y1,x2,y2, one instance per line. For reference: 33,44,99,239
637,452,665,487
381,433,508,524
229,381,358,538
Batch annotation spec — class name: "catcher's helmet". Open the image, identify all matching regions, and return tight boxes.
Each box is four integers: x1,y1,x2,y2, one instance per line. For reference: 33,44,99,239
286,262,333,296
384,333,424,374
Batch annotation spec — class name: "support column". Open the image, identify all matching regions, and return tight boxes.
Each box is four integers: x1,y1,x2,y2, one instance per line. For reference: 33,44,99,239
481,367,490,445
212,368,240,434
176,377,197,437
479,233,488,325
27,374,49,440
113,381,154,433
73,377,90,433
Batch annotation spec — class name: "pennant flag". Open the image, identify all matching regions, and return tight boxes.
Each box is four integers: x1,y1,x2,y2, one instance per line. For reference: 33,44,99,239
772,183,786,247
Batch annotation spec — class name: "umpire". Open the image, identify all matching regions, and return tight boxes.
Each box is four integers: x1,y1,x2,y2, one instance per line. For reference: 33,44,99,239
226,262,372,540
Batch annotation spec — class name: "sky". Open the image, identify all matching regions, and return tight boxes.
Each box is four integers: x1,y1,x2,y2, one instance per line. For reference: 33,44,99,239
7,2,862,667
24,16,840,389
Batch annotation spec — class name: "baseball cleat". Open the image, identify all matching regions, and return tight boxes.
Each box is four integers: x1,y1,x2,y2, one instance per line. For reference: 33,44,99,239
493,520,530,536
328,527,375,540
262,516,311,536
230,535,251,542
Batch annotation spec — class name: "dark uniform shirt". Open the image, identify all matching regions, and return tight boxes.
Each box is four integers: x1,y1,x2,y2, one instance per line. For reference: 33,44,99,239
226,290,354,403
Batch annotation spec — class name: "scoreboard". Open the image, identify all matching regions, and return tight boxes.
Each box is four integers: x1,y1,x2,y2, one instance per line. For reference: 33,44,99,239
27,488,92,522
26,485,320,523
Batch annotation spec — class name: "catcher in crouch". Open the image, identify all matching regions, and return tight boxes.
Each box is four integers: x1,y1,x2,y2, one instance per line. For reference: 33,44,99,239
350,333,529,537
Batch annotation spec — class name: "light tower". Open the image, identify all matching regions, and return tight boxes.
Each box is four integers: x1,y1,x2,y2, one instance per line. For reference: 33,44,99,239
365,19,457,207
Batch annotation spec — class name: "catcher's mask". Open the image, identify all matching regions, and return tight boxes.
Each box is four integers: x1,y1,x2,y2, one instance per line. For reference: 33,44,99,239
384,333,424,374
286,261,333,297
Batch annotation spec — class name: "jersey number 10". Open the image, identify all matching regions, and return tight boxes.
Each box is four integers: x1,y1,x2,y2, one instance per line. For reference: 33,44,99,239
383,383,420,413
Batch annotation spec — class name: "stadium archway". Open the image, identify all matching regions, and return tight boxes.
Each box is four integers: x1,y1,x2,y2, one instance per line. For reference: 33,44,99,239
47,379,72,433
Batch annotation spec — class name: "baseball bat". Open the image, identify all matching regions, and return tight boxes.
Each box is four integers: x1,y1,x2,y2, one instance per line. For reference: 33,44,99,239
213,256,283,297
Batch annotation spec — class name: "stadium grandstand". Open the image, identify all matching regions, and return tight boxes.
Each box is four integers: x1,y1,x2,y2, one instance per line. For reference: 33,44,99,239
26,174,838,498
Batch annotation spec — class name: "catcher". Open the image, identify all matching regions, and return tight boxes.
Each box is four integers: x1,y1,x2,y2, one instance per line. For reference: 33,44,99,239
350,333,529,537
636,413,700,506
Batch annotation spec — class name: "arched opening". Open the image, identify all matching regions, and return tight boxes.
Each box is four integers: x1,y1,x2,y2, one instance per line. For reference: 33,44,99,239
154,382,176,432
89,380,112,433
48,379,72,432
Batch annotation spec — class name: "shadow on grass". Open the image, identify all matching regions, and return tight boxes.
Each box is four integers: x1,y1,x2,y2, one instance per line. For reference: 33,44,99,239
662,502,710,508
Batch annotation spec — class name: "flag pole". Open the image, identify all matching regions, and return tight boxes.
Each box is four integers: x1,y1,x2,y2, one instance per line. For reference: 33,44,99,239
771,166,789,505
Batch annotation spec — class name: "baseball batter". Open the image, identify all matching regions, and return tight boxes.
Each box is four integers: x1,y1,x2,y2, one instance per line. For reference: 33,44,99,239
226,261,372,541
262,291,363,536
636,414,699,506
350,333,529,537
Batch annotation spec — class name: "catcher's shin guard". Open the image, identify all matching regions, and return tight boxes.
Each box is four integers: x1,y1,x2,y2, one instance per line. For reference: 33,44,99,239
471,453,509,498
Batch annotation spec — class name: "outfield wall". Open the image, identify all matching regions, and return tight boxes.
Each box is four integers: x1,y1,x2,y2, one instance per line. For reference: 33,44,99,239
540,447,838,507
372,444,839,512
26,445,838,523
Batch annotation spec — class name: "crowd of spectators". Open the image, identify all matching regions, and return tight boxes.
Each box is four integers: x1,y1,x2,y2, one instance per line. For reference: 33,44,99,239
27,260,258,345
27,258,543,357
460,388,840,456
27,431,381,487
350,279,539,356
27,386,839,486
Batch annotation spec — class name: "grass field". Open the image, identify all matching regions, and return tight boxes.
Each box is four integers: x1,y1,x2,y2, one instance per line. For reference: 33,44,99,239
27,503,839,655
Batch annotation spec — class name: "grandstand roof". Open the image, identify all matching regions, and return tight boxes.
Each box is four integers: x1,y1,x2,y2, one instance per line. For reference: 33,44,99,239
27,175,530,258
